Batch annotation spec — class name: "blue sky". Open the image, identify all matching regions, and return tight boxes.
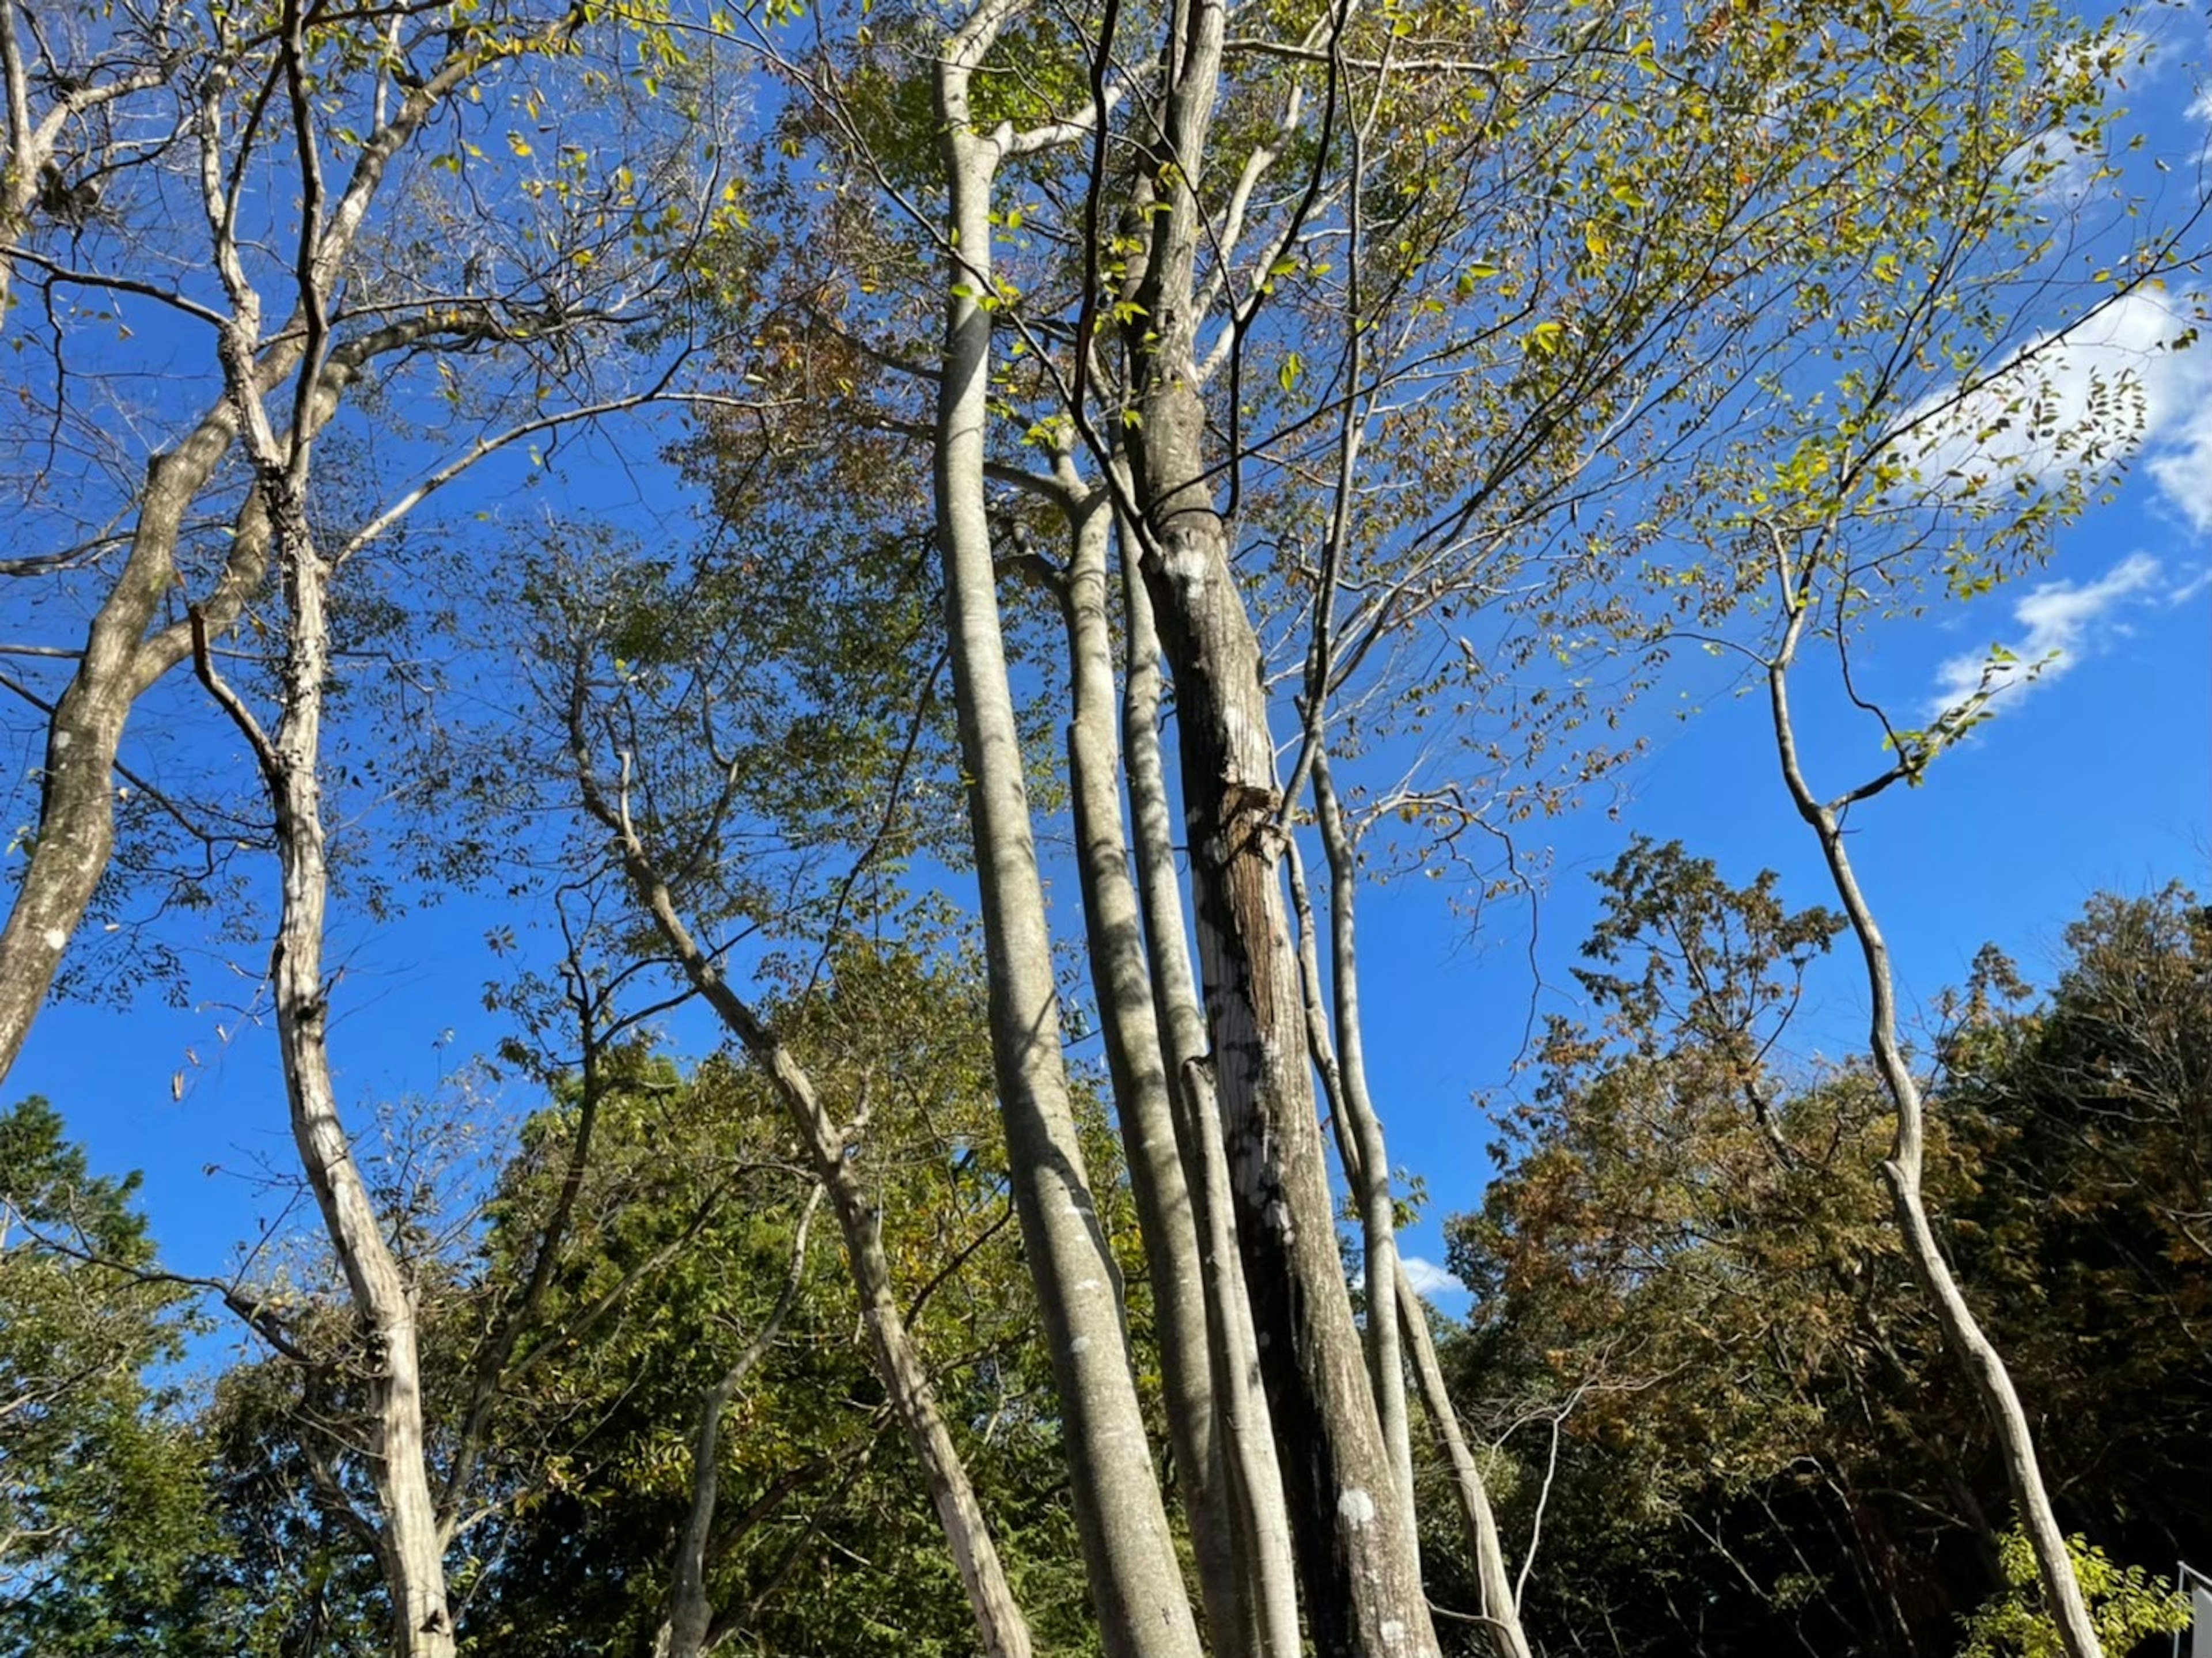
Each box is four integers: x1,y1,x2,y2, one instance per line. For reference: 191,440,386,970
6,12,2210,1329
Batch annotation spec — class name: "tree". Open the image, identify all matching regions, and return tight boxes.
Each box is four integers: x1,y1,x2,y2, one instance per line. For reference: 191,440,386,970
665,0,2203,1647
546,528,1046,1654
6,0,2202,1648
1646,16,2209,1648
0,1098,229,1655
1446,863,2212,1656
0,0,752,1086
1957,1530,2190,1658
460,947,1121,1657
0,5,778,1647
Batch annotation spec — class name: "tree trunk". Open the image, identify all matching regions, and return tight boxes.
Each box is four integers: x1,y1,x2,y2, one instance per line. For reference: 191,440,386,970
1058,480,1248,1658
1282,767,1532,1658
1122,542,1305,1658
204,493,456,1658
0,425,248,1089
1135,497,1432,1657
581,777,1035,1658
1766,620,2101,1658
931,22,1206,1653
1113,3,1438,1644
1309,749,1416,1526
1396,1271,1533,1658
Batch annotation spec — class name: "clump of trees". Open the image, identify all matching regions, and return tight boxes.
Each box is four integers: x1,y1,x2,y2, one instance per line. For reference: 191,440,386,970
1448,863,2210,1657
7,878,2207,1655
0,0,2204,1650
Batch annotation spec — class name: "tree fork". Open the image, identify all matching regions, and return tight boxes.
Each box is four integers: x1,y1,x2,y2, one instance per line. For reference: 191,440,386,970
1766,584,2102,1658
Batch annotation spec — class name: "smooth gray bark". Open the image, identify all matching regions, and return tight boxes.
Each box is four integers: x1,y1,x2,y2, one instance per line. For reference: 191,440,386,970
1396,1272,1533,1658
1306,748,1416,1528
931,14,1205,1653
1056,479,1245,1658
1766,586,2100,1658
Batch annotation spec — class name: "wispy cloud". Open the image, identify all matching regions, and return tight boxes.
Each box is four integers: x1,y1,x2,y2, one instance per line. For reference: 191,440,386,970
1399,1255,1468,1300
1908,291,2212,535
1925,551,2177,719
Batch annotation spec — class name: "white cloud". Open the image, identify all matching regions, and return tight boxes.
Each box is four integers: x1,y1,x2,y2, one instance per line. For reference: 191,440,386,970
1908,291,2212,534
2188,86,2212,125
1925,551,2174,719
1399,1255,1468,1300
2168,566,2212,605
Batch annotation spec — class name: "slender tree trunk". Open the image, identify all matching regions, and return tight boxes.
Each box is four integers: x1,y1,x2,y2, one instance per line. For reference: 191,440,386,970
1282,772,1532,1658
578,768,1034,1658
1057,479,1247,1658
1396,1272,1533,1658
1308,749,1416,1522
1113,2,1437,1644
198,495,455,1658
932,21,1205,1653
1766,607,2100,1658
0,424,249,1090
1122,543,1305,1658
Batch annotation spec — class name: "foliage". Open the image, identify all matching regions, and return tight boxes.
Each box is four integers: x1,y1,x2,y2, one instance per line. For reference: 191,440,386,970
0,1101,230,1656
1444,866,2212,1656
0,0,2202,1645
1956,1529,2190,1658
457,940,1123,1656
